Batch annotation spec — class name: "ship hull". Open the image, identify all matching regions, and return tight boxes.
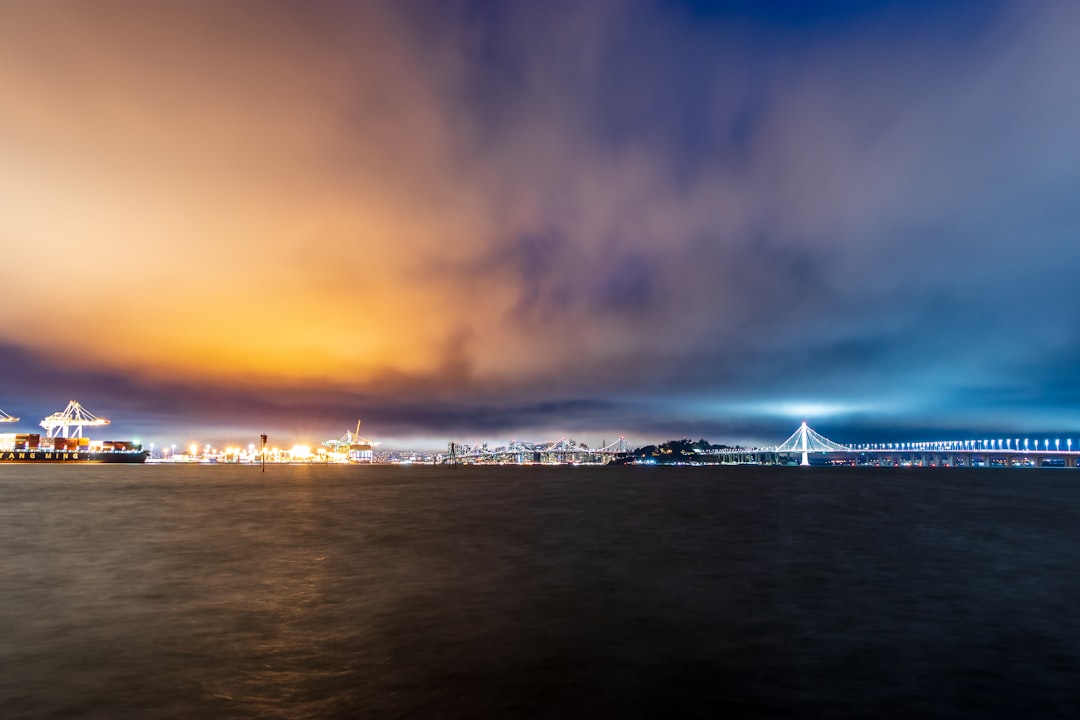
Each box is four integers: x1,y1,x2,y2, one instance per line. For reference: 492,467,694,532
0,449,149,464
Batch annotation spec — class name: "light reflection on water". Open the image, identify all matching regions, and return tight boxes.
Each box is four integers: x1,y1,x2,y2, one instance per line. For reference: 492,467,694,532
2,464,1080,718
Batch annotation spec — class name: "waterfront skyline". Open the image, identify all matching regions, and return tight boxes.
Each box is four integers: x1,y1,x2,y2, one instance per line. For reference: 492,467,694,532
3,1,1080,448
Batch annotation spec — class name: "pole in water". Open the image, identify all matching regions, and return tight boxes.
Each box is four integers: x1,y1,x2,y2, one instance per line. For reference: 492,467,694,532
260,434,267,473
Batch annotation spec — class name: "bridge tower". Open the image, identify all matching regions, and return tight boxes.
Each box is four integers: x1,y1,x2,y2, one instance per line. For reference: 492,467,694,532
775,421,851,465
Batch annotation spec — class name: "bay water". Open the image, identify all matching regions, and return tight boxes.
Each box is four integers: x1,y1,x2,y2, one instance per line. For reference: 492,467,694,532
2,464,1079,718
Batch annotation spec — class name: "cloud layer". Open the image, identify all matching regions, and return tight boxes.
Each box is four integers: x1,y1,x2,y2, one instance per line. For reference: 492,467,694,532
2,1,1080,445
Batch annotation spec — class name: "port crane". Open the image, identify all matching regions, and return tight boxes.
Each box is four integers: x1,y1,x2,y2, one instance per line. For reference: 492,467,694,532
324,420,377,462
39,400,110,438
324,420,371,448
0,407,18,423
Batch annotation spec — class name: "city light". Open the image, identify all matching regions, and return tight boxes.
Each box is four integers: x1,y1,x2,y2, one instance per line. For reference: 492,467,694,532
131,422,1080,468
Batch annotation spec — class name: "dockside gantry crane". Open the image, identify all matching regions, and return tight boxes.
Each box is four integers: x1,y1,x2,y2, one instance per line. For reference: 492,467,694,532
39,400,110,438
325,419,376,462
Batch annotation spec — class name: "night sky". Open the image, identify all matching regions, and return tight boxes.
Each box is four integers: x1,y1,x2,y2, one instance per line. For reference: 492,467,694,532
2,0,1080,449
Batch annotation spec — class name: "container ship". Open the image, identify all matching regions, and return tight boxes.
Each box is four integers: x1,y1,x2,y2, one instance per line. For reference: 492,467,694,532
0,401,148,464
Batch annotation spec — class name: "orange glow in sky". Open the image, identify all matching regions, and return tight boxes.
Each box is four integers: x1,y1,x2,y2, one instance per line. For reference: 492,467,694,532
5,1,1080,445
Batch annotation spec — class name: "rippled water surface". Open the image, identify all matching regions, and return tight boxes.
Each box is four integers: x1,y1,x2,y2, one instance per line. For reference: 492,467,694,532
2,464,1080,718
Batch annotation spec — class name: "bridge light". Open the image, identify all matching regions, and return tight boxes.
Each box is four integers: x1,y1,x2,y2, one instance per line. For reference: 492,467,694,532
1056,439,1060,451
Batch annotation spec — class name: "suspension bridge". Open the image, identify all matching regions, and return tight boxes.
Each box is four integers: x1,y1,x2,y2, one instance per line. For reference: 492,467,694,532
707,421,1080,468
